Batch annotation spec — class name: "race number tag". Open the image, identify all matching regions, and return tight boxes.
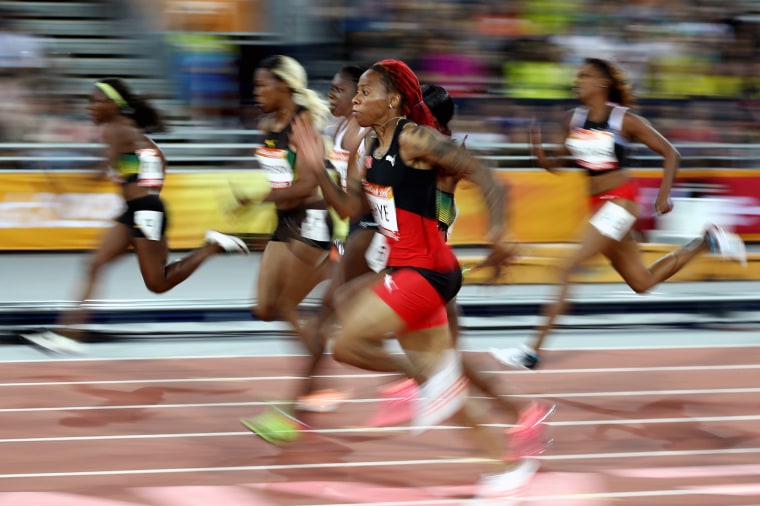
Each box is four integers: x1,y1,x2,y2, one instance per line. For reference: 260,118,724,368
136,149,163,188
328,147,349,190
134,210,163,241
301,209,330,242
363,181,398,240
565,128,618,172
365,231,389,273
256,147,294,189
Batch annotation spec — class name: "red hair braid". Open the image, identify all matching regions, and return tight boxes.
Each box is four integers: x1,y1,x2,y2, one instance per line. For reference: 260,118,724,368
372,59,445,134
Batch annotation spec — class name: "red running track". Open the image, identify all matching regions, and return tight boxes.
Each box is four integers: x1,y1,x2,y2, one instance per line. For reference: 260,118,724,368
0,345,759,505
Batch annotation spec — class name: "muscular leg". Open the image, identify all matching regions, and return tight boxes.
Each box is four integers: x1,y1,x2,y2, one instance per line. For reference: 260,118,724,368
529,222,617,353
254,241,289,321
255,239,330,399
307,229,374,358
447,297,521,420
331,281,423,381
607,232,709,293
133,237,221,294
400,327,508,465
57,224,133,338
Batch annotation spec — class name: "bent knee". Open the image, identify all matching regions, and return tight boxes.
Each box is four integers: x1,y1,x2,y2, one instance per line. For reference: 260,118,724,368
628,281,651,294
253,305,277,321
331,340,353,365
143,278,170,294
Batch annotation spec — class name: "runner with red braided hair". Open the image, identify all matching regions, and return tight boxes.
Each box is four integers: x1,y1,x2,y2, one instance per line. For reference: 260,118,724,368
371,59,444,133
289,59,542,500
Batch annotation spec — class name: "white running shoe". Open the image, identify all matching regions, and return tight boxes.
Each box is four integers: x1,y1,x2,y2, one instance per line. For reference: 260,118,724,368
705,224,747,267
477,458,540,499
20,329,87,355
490,345,540,370
205,230,250,254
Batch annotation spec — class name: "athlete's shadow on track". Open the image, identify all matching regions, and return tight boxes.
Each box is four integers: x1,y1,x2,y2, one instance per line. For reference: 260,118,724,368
59,384,247,427
554,397,754,451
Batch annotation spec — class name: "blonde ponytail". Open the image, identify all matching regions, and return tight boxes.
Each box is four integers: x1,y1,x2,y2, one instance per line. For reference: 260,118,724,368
265,55,330,129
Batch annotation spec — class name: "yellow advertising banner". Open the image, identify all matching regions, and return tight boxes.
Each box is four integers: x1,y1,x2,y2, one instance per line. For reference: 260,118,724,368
0,170,588,251
449,169,588,244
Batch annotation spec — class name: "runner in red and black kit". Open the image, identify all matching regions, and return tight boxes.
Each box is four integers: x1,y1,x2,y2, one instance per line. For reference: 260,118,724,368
490,57,747,370
290,59,546,499
363,117,462,325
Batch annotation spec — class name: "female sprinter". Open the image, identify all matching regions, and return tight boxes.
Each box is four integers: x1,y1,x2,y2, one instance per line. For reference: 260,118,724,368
22,78,247,354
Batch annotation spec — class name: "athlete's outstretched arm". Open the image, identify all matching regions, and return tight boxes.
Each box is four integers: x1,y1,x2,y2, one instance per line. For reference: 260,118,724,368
399,125,516,278
623,112,680,216
289,115,369,219
529,115,571,173
400,125,506,241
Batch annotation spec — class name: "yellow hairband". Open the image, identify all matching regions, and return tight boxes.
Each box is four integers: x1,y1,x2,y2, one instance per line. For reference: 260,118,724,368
94,82,129,110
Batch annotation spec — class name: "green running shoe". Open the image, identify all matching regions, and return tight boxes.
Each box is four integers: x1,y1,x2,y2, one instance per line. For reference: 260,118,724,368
241,406,307,445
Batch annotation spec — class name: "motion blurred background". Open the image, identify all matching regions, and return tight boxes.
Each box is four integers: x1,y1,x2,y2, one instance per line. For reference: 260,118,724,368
1,0,759,262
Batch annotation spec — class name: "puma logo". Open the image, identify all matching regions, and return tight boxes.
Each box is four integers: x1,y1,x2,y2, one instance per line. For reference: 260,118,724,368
384,154,396,166
383,273,398,292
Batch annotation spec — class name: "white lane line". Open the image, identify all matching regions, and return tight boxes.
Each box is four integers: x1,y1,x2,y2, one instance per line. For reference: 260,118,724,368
300,485,760,506
2,387,759,413
0,373,394,387
1,343,759,364
0,353,308,364
538,387,760,398
0,458,491,479
2,414,760,443
488,364,760,374
0,401,271,412
1,448,760,479
2,364,760,387
609,463,760,478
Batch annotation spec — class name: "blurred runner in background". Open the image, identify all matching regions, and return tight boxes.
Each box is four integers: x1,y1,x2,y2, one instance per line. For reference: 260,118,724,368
21,78,247,354
491,57,747,370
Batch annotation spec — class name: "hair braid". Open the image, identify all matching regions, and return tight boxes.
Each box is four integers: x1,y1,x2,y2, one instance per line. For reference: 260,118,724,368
372,59,444,133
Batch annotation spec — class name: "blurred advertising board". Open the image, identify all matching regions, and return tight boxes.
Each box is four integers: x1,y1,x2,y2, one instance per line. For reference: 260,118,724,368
8,168,758,252
633,169,760,242
0,170,588,251
163,0,260,32
0,171,276,251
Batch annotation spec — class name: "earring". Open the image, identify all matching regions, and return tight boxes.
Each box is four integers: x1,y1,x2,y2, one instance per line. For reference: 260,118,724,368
388,104,393,109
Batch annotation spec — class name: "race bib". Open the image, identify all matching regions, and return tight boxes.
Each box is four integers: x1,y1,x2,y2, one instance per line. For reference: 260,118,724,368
565,128,618,171
256,147,294,188
328,147,349,190
301,209,330,242
365,232,389,273
134,210,163,241
363,181,398,240
136,148,164,188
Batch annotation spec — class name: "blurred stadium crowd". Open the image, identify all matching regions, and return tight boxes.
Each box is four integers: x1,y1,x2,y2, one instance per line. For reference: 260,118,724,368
0,0,758,147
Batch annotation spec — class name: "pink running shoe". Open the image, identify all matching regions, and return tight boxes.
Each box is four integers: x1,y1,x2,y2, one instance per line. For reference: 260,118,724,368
506,402,556,458
295,388,353,413
365,378,419,427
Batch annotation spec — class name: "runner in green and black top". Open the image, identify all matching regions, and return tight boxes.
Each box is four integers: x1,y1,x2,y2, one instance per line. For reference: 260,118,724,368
235,55,339,438
21,78,248,355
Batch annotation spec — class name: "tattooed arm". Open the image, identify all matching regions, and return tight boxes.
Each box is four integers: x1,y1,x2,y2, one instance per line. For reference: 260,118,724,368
399,124,516,279
399,124,506,242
